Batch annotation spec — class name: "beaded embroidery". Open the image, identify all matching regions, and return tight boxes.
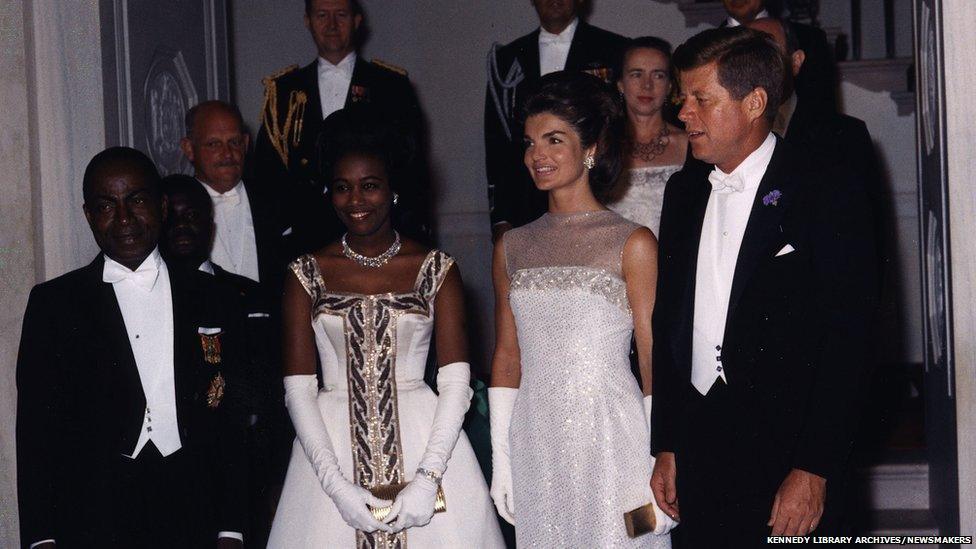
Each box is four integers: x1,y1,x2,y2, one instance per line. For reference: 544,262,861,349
289,251,453,549
510,266,631,313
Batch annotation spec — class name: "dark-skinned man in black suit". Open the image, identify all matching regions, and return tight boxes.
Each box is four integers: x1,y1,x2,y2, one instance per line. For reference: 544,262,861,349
649,28,877,548
253,0,430,244
16,147,247,548
485,0,628,239
160,174,288,549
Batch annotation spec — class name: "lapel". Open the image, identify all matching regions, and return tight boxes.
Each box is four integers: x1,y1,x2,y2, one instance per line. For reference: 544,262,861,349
564,22,589,71
520,29,542,80
783,95,816,145
243,179,272,280
345,57,371,109
88,256,145,405
726,138,796,324
168,263,197,427
300,60,323,124
674,169,714,370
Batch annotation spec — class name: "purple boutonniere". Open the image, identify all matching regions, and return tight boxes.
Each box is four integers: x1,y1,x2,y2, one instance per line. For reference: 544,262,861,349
763,189,782,206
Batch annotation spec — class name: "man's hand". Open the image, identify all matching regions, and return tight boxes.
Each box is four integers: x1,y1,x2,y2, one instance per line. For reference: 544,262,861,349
650,451,680,521
217,537,243,549
768,468,826,535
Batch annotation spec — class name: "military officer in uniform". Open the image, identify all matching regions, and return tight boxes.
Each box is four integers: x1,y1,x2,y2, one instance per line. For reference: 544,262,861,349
254,0,429,246
484,0,628,239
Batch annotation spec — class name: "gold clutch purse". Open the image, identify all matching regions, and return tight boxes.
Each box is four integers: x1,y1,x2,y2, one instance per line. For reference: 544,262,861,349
368,482,447,522
624,502,658,538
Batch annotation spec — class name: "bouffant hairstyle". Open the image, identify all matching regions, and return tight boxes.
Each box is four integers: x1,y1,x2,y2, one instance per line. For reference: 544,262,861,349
521,71,624,199
318,105,413,193
672,27,786,123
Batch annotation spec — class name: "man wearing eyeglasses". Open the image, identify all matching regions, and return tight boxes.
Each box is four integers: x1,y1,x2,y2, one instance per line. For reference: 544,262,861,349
181,100,297,289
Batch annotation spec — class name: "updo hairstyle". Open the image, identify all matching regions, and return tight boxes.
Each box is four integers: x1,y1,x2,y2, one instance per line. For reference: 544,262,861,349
521,71,624,200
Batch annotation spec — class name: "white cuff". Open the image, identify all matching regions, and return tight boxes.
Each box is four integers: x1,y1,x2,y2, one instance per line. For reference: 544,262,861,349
217,531,244,541
416,362,473,476
30,540,55,548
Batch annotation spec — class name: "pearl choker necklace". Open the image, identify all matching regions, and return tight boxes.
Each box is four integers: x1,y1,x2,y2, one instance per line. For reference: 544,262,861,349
342,232,401,268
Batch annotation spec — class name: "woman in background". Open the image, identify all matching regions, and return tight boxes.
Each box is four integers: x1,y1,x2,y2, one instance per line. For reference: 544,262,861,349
605,37,688,237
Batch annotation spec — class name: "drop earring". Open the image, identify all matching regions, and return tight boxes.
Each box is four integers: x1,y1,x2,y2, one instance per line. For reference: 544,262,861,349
392,192,400,205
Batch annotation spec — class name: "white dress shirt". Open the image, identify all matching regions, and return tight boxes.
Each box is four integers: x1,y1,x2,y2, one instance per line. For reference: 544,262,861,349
691,132,776,395
538,18,578,76
726,8,769,27
318,52,356,119
104,248,183,458
201,179,260,282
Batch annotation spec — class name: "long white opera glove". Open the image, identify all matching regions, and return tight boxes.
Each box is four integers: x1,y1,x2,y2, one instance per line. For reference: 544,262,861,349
644,395,679,535
488,386,518,525
384,362,474,531
283,375,393,534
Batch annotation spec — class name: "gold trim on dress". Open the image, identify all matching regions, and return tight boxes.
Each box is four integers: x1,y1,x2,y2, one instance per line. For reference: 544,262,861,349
287,252,454,549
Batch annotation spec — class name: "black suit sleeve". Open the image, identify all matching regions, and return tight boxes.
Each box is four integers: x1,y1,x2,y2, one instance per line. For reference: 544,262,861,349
650,173,684,455
791,170,878,480
16,286,61,545
484,45,520,227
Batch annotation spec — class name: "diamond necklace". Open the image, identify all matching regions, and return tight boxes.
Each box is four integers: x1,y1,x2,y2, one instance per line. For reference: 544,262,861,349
342,231,401,268
629,123,671,162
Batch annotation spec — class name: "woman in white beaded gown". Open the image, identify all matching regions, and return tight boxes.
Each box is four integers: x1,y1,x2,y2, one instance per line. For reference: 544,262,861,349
268,124,504,548
489,72,677,547
604,37,688,237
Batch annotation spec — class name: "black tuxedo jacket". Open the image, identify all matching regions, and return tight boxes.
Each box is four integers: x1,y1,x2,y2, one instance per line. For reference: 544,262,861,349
253,56,429,243
651,138,878,483
242,178,290,290
16,256,248,547
485,22,628,227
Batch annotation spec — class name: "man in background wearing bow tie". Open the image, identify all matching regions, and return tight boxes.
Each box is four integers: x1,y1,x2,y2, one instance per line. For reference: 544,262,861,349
253,0,430,244
16,147,248,548
649,28,877,547
485,0,627,240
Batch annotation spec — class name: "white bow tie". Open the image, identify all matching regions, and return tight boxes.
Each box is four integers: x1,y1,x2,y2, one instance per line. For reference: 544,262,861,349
708,169,746,193
103,257,159,290
212,187,240,206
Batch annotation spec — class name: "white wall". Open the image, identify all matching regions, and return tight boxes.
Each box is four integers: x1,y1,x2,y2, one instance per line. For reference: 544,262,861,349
230,0,921,369
943,0,976,535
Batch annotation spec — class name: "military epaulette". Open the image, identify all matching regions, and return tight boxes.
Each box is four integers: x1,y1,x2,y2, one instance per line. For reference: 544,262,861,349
371,58,408,76
261,64,300,86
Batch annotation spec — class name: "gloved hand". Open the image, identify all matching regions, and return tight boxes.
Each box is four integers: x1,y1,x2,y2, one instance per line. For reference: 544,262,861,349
644,395,678,535
383,476,440,531
488,386,518,525
329,478,396,533
284,375,393,534
385,362,474,531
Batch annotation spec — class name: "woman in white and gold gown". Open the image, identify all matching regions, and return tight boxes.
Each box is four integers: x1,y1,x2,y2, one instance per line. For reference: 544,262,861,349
268,126,503,549
489,71,677,547
604,37,688,237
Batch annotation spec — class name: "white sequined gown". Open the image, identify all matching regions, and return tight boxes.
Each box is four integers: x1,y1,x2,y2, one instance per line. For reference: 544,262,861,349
605,165,681,237
504,211,671,548
268,251,504,549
